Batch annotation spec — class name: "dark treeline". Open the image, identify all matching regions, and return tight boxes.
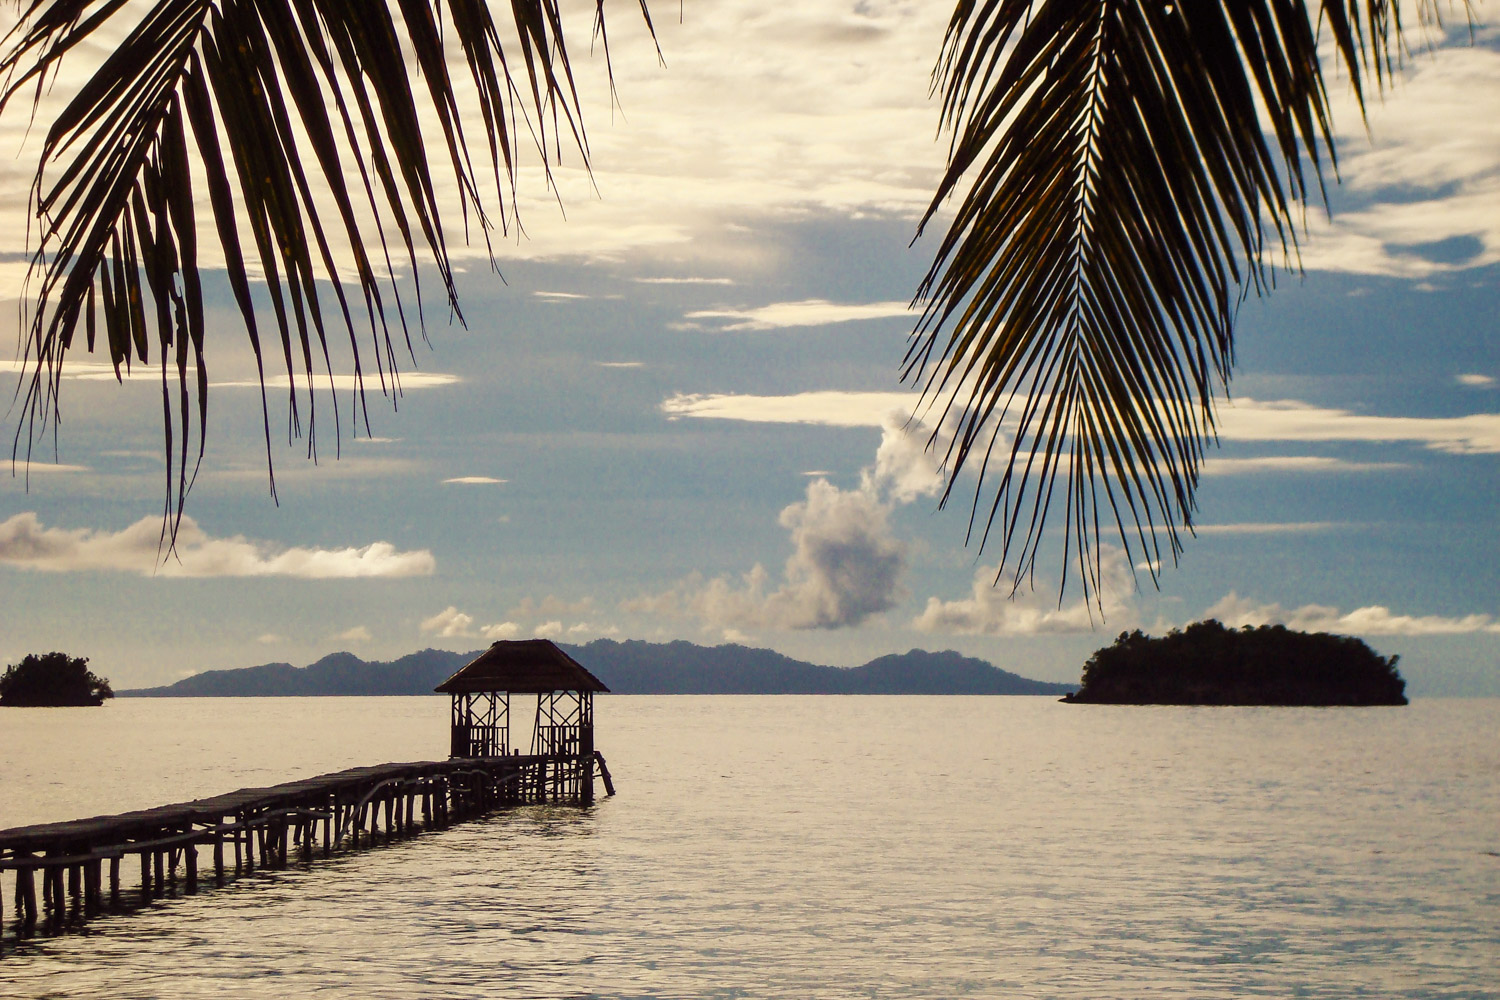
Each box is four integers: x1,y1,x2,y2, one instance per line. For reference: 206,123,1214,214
1,652,115,707
1064,620,1407,706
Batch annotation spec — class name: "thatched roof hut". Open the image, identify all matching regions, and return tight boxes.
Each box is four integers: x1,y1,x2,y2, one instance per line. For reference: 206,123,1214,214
435,639,609,695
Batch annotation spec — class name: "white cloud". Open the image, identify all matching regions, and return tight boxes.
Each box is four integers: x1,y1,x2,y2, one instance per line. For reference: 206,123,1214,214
596,361,645,368
480,621,522,641
1299,43,1500,277
638,413,941,631
0,360,461,392
683,299,912,331
666,392,1500,458
1207,592,1499,637
442,476,507,484
332,626,372,642
1457,373,1496,388
533,291,589,300
1200,456,1407,475
509,595,595,618
634,276,735,285
213,371,460,392
1218,398,1500,454
421,607,475,638
4,462,90,475
913,548,1135,636
1194,522,1340,535
256,633,285,645
534,620,565,638
662,390,923,427
0,512,435,578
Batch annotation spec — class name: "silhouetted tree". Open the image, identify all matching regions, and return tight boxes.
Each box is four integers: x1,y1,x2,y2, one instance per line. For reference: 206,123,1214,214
1065,620,1407,705
0,1,1458,588
0,652,115,706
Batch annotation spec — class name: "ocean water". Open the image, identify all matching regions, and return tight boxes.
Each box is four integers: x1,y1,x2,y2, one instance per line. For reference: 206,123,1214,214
1,696,1496,999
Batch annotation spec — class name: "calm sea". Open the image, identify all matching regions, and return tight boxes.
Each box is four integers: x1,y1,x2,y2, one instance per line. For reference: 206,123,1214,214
1,696,1496,999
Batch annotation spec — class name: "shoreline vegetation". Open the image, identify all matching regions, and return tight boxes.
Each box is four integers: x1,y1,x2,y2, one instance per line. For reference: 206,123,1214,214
118,640,1076,698
1063,620,1408,706
1,652,115,707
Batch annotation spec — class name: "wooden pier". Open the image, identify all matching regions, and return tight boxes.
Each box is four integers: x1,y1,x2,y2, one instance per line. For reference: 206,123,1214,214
1,751,614,944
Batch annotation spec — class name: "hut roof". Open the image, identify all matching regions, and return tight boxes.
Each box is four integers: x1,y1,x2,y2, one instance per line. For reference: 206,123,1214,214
434,639,609,695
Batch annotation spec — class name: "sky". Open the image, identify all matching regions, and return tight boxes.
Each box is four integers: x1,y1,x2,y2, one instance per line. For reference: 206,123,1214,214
0,1,1496,695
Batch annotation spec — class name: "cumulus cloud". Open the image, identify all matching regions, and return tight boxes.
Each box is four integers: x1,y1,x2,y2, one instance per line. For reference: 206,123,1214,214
636,411,943,631
1457,373,1496,388
534,620,564,638
332,626,372,642
913,548,1136,636
421,606,475,638
682,299,912,331
1206,592,1500,636
0,513,435,578
442,476,507,484
480,621,522,640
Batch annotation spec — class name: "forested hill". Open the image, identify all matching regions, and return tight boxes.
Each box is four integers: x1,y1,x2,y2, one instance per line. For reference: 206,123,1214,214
119,640,1073,697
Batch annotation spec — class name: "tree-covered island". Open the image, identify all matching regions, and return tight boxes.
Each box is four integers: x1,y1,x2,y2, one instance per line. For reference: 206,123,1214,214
1063,620,1407,706
0,652,115,707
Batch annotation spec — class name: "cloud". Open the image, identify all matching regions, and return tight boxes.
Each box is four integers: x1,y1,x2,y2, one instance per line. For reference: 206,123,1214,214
534,620,564,638
667,392,1500,459
661,390,923,427
1458,373,1496,388
1298,43,1500,277
442,476,507,484
1206,592,1499,637
1200,456,1407,475
596,361,645,368
637,412,942,631
533,291,589,300
682,298,913,331
212,371,460,392
421,606,475,638
480,621,522,640
332,626,372,642
1217,398,1500,454
1193,522,1340,535
0,513,435,578
913,549,1136,636
634,276,735,285
4,462,90,475
256,633,284,645
509,595,595,618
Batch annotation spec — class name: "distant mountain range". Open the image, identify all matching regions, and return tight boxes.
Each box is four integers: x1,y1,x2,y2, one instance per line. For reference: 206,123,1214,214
119,639,1074,697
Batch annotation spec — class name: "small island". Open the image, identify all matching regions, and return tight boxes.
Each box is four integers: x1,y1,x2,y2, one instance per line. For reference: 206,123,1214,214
0,652,115,707
1062,620,1407,706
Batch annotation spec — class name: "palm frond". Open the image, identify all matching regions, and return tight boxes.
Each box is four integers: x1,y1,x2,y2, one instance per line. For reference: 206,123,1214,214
909,0,1421,606
1,0,648,542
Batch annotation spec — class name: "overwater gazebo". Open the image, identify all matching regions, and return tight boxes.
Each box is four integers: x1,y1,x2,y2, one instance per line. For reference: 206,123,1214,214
434,639,610,804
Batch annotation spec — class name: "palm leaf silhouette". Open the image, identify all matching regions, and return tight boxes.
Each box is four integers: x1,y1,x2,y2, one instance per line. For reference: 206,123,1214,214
1,0,650,540
909,0,1437,604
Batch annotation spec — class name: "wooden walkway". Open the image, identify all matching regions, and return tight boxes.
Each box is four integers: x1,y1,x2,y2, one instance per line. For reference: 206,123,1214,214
0,751,614,945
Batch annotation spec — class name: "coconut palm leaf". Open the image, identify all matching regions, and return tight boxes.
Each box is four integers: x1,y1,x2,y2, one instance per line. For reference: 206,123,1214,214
908,0,1429,605
1,0,646,540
